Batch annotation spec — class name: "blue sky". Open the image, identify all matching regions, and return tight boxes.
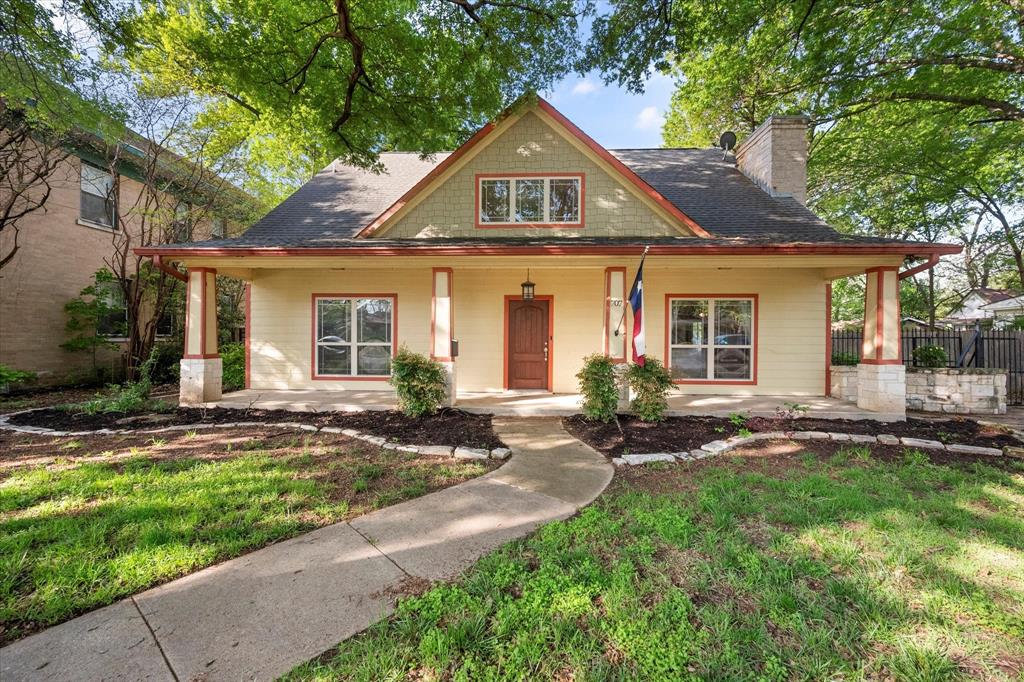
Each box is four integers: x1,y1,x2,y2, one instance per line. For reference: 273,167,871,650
543,71,675,150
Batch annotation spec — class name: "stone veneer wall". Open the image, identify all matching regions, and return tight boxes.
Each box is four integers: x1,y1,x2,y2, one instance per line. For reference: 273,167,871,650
905,368,1007,415
831,365,1008,415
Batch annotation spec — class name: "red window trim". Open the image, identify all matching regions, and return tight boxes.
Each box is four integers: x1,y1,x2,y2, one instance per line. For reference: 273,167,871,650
475,173,585,229
663,293,759,386
310,293,398,381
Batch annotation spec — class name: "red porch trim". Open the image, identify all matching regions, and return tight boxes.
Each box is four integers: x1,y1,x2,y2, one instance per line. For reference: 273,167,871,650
430,268,454,361
603,266,626,362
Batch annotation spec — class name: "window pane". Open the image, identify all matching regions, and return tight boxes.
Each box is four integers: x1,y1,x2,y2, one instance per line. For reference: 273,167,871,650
515,179,544,222
357,345,391,376
357,299,391,343
670,300,708,346
670,348,707,379
480,180,510,223
81,165,112,197
715,300,752,345
81,192,114,226
212,217,226,238
318,299,351,342
318,345,352,375
548,179,579,222
714,348,751,380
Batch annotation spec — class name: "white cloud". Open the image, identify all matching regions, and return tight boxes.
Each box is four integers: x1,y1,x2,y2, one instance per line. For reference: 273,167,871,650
571,79,598,96
634,106,664,130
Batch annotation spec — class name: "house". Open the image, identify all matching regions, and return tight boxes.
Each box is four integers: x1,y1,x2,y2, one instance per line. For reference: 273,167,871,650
942,288,1018,328
981,295,1024,328
0,125,255,385
137,96,960,418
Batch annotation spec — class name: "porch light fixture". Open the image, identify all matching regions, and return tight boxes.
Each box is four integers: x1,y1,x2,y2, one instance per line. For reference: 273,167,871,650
521,269,536,301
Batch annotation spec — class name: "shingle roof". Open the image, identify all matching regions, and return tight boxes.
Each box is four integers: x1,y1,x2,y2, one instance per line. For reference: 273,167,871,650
163,148,937,251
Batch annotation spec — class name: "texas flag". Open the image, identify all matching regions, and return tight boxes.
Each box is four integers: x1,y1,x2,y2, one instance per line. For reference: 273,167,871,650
628,256,646,365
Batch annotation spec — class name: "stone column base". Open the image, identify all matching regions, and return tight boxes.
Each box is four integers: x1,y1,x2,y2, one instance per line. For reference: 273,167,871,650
856,363,905,418
180,358,222,405
440,361,456,408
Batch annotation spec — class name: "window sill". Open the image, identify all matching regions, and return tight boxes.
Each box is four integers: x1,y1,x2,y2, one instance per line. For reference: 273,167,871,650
77,219,117,233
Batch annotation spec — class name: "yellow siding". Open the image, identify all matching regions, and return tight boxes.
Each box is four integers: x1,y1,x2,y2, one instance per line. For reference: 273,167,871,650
249,263,828,396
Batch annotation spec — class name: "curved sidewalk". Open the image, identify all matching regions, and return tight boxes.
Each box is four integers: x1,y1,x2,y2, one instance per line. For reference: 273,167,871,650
1,417,613,682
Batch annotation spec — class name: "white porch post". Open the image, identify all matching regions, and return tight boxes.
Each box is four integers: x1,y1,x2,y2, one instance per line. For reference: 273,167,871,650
856,266,905,417
431,268,456,406
180,267,222,405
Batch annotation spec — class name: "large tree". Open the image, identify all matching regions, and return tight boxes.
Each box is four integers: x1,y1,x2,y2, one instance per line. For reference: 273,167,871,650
110,0,592,172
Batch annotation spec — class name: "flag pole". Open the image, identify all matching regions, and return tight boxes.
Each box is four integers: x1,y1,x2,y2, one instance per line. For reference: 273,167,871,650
613,246,649,337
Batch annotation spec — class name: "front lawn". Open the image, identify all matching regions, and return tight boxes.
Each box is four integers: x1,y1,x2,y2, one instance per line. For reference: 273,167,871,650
292,441,1024,681
0,428,494,644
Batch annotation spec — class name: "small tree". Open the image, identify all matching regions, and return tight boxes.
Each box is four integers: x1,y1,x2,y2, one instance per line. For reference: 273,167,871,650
61,268,123,380
576,354,619,422
624,358,673,422
911,345,948,369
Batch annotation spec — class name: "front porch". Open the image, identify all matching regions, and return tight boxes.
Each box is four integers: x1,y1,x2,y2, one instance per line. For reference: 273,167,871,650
209,389,895,420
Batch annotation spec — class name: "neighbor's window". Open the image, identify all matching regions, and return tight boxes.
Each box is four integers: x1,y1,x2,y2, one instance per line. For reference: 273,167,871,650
97,279,129,339
172,201,192,242
315,296,394,377
80,163,116,228
668,297,755,381
211,216,226,239
478,175,582,225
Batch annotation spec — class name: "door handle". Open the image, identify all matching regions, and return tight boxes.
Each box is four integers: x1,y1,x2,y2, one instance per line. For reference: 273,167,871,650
543,341,549,361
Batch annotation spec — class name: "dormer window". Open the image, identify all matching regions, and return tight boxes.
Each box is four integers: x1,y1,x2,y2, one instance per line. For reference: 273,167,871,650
477,174,583,227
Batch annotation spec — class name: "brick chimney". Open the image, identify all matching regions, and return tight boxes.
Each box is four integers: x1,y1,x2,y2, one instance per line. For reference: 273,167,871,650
734,115,809,205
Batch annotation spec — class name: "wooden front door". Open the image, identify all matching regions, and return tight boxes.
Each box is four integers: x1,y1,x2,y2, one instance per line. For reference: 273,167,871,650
507,299,550,390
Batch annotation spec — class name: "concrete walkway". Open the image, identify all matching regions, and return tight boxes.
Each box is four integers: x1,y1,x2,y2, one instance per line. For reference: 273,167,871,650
0,418,613,682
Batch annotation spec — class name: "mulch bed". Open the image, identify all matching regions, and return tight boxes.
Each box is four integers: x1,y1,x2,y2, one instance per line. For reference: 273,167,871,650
6,407,504,450
563,414,1021,457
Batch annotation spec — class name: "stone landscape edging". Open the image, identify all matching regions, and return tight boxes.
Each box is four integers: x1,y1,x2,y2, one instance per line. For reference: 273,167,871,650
611,429,1017,466
0,409,511,461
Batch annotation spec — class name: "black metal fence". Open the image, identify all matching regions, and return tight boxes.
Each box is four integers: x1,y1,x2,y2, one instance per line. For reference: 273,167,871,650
832,329,1024,405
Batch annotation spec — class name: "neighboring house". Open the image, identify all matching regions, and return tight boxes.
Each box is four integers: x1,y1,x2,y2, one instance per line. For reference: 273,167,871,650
981,295,1024,328
942,288,1018,328
0,129,254,384
139,96,960,417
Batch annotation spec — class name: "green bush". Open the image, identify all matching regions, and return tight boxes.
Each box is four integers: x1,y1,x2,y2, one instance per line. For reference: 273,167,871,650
221,342,246,392
576,354,620,422
149,341,183,384
70,352,161,415
389,347,448,417
831,352,859,366
624,358,673,422
911,345,947,368
0,364,37,391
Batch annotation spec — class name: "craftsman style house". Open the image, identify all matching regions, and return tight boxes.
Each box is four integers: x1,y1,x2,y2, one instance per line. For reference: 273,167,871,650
138,97,959,418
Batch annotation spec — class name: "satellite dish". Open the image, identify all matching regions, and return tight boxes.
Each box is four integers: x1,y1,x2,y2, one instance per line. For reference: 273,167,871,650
719,131,737,151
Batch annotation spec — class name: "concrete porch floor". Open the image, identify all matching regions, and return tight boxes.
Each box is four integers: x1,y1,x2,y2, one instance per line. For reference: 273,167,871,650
210,389,898,420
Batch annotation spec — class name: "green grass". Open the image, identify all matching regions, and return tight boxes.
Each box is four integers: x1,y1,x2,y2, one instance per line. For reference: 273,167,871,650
0,442,490,644
290,448,1024,681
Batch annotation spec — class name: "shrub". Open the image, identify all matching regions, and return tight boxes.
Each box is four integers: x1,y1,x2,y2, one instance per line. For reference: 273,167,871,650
149,341,183,384
831,352,859,366
221,342,246,392
576,354,620,422
0,364,37,391
911,345,947,368
624,358,673,422
70,351,160,415
389,347,448,417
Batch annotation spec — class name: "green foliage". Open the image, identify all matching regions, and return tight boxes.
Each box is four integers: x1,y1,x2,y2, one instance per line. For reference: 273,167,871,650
220,342,245,392
0,364,36,389
389,347,447,418
61,269,124,374
575,354,620,422
624,358,673,422
292,448,1024,680
911,345,948,368
148,341,182,384
70,352,159,415
832,352,860,367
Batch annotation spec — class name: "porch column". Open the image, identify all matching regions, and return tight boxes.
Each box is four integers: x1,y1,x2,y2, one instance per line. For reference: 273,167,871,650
180,267,221,405
431,268,456,406
857,266,905,416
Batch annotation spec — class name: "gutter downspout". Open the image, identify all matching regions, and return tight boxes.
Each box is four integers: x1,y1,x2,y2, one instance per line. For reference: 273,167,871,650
898,254,939,280
152,254,188,282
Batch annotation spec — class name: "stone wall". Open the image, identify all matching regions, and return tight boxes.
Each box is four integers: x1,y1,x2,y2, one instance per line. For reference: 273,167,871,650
906,368,1007,415
830,365,1008,415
